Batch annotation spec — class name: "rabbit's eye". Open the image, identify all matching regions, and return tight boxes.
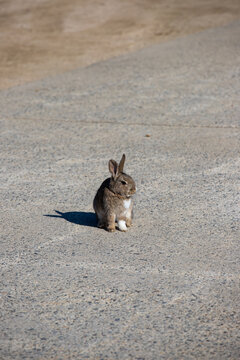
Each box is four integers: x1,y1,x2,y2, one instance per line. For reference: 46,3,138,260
121,180,127,185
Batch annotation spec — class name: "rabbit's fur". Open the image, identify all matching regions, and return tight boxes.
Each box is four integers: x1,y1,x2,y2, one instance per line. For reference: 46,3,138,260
93,154,136,232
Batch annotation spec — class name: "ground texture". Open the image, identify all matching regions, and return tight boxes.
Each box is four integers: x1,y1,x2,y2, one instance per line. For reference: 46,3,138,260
1,0,240,89
0,3,240,360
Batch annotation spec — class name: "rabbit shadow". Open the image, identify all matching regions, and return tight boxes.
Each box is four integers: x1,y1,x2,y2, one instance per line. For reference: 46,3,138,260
44,210,97,227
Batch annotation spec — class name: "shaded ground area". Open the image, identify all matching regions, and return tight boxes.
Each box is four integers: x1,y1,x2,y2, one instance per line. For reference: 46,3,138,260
1,0,240,89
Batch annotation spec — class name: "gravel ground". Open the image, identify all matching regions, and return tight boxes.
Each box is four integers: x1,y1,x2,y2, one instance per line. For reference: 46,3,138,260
1,0,240,89
0,21,240,359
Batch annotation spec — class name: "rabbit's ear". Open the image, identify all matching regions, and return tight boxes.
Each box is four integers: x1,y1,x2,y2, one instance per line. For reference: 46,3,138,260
119,154,126,173
109,159,119,178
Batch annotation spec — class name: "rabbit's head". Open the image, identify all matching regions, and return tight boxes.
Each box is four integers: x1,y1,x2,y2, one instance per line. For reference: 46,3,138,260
108,154,136,198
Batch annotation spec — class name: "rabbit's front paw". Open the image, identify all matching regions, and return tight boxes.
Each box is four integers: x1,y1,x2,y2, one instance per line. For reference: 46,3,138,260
126,218,132,227
118,220,128,232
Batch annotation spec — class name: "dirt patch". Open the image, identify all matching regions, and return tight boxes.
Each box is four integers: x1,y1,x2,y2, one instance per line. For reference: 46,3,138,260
1,0,240,89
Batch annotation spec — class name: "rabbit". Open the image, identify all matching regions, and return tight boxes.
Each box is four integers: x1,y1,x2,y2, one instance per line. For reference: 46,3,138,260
93,154,136,232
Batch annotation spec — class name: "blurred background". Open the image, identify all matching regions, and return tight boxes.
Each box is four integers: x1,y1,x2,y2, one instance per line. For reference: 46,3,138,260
1,0,240,89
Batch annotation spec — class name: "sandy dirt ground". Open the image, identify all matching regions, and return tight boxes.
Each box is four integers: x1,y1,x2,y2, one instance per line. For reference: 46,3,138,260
1,0,240,89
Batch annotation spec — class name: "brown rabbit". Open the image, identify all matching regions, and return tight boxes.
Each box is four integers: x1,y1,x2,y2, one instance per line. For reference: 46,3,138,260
93,154,136,232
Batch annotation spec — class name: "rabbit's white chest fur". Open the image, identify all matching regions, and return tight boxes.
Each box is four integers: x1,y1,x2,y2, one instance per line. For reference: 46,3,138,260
116,199,131,219
123,199,131,210
122,198,131,219
117,198,132,231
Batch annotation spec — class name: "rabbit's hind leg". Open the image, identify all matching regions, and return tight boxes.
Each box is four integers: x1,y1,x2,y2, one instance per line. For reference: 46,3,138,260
97,219,105,228
106,213,116,232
